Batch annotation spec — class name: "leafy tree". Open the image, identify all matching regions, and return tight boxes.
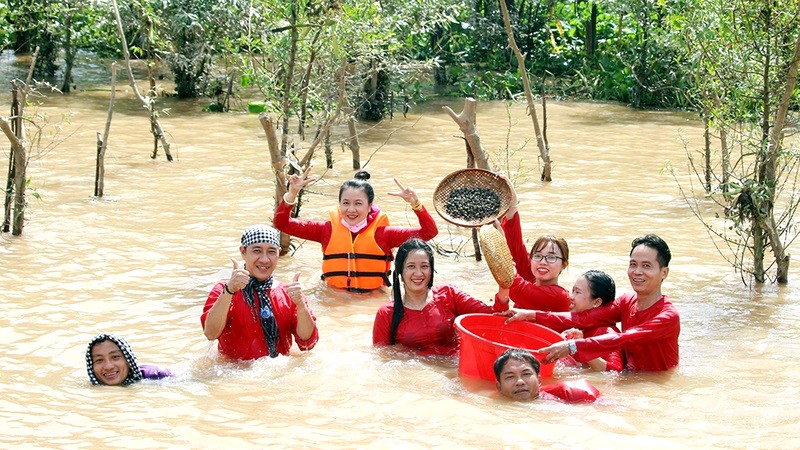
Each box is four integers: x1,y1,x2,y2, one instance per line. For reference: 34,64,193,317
676,0,800,283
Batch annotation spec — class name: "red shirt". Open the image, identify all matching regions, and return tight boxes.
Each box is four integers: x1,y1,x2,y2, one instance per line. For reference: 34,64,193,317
535,292,680,371
373,285,506,356
498,212,570,311
562,325,624,372
499,274,571,312
201,281,319,360
501,211,535,282
539,379,600,403
272,200,439,256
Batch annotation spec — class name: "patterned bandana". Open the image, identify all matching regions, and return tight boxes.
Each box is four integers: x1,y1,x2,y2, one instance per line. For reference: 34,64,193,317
85,333,143,386
241,277,280,358
240,224,281,358
241,224,281,248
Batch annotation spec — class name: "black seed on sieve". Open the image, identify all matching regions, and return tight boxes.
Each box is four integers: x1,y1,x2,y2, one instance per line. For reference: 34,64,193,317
444,186,501,222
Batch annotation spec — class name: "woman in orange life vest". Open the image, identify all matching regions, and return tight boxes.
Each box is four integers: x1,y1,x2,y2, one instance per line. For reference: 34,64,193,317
273,168,439,292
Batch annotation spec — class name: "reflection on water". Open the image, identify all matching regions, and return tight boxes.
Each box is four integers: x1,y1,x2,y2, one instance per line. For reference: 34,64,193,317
2,64,800,448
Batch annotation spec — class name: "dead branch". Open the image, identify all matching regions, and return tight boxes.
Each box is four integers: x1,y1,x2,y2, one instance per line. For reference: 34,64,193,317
110,0,173,161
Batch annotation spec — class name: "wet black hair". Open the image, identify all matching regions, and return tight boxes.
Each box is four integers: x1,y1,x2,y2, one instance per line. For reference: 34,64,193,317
582,270,616,305
339,170,374,204
631,233,671,267
493,348,540,382
389,238,435,344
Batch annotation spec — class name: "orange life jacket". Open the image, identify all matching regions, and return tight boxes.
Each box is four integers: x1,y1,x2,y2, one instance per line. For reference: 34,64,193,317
322,208,392,290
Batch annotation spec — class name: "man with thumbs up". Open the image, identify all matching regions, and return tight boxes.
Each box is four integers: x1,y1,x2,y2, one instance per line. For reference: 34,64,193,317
201,224,319,360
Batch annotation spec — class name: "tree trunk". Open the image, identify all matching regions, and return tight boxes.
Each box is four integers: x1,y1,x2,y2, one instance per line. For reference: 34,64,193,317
703,111,711,193
442,98,491,170
259,113,291,253
96,63,117,198
585,3,597,56
61,11,75,93
110,0,172,162
0,117,27,236
281,1,299,156
761,31,800,284
498,0,551,181
3,86,19,233
753,226,765,284
3,49,36,233
443,99,489,261
348,117,360,170
324,127,333,169
298,29,322,138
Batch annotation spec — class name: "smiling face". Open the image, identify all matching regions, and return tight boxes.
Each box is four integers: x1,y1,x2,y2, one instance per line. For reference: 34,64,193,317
496,358,541,401
628,244,668,297
91,340,130,386
240,242,280,282
401,249,432,297
338,187,371,226
570,275,602,313
530,241,567,286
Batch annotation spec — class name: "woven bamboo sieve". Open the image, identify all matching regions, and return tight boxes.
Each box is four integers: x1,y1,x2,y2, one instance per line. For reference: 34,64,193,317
478,225,515,289
433,168,513,228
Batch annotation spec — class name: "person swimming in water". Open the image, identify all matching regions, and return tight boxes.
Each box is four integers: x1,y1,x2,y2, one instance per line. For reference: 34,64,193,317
85,333,172,386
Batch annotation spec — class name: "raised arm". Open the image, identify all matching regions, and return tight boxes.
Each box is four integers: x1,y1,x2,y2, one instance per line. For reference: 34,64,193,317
500,212,535,282
202,259,250,340
286,272,318,346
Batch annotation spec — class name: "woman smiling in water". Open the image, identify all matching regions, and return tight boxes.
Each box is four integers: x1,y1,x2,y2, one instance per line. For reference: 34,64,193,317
85,333,171,386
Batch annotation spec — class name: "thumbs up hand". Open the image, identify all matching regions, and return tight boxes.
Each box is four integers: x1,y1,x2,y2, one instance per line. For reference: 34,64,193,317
226,258,250,294
287,272,305,307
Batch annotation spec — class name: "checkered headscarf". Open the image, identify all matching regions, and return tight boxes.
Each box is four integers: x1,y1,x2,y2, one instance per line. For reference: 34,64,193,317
241,224,281,248
85,333,143,386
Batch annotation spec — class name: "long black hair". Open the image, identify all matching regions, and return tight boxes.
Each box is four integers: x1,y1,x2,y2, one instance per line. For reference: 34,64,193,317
339,170,375,204
389,238,435,344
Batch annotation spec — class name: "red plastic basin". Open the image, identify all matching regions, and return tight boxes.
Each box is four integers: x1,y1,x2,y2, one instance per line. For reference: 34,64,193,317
455,313,564,381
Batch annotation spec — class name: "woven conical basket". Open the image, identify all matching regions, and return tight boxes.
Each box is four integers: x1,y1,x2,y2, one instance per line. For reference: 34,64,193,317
478,225,515,289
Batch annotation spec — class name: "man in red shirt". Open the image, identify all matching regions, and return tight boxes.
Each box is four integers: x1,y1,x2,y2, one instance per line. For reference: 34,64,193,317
502,234,680,372
201,225,318,360
494,349,600,402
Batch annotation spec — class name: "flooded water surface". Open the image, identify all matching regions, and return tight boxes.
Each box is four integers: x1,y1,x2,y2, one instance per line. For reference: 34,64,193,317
2,63,800,448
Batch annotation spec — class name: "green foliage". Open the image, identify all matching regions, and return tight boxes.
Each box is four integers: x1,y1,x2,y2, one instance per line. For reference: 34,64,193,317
675,0,800,283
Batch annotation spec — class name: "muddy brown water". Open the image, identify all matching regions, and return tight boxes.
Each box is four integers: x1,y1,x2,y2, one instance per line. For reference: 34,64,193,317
1,60,799,447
